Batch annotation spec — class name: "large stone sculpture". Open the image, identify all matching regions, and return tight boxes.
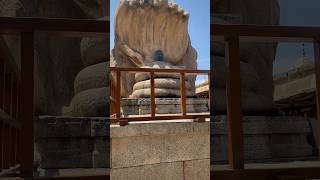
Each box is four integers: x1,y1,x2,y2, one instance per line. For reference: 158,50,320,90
212,0,280,114
110,0,197,98
0,0,107,115
62,35,108,117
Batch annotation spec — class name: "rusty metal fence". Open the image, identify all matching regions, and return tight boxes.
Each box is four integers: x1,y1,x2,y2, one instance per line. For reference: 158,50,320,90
0,38,21,177
109,67,210,125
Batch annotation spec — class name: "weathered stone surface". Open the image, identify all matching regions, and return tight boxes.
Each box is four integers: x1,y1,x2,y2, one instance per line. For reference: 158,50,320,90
81,37,108,66
35,116,109,169
212,0,280,113
110,161,184,180
130,88,195,98
110,121,209,138
211,116,314,163
133,78,192,91
213,89,274,113
111,0,197,98
74,62,108,94
36,138,93,168
93,137,109,168
274,74,315,102
110,122,210,168
121,98,209,115
213,56,259,90
62,87,108,117
184,159,210,180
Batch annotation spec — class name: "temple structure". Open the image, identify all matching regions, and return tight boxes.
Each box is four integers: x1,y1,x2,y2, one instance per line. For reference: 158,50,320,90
274,57,317,117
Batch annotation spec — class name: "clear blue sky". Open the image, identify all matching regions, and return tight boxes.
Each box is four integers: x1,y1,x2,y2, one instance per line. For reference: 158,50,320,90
274,0,320,74
110,0,210,84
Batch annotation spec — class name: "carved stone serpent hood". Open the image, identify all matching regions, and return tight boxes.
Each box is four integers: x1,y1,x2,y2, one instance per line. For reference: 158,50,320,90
111,0,197,98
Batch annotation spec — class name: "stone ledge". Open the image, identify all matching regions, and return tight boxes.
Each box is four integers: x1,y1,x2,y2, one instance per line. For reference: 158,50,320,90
110,121,209,138
37,116,109,138
212,116,311,135
121,98,209,105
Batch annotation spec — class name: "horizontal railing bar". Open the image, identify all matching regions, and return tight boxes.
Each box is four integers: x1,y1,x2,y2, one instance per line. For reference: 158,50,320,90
212,35,315,43
109,67,210,74
0,109,21,129
212,24,320,39
110,114,210,123
0,17,109,36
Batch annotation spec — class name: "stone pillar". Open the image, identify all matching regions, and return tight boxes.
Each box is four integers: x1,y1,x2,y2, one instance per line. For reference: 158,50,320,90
110,121,210,180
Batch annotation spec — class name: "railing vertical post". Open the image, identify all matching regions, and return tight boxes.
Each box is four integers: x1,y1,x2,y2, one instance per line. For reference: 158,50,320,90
12,79,17,119
208,72,211,110
16,81,20,120
7,126,12,167
313,38,320,155
150,71,156,117
110,71,114,115
16,130,20,166
4,73,12,115
116,69,128,125
0,58,4,109
180,72,186,116
225,36,244,170
11,127,16,166
20,32,34,177
0,121,3,171
3,124,9,169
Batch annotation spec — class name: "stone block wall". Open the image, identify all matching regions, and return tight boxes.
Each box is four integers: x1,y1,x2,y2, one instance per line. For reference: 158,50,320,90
211,116,314,164
110,122,210,180
36,116,110,169
121,98,209,115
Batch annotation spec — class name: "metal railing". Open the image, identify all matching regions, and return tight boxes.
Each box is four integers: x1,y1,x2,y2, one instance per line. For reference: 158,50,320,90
0,17,108,179
0,40,20,176
211,23,320,179
110,67,210,125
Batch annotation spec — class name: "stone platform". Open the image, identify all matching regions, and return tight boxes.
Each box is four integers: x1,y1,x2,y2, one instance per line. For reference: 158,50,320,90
35,115,316,174
211,116,315,164
35,116,109,170
110,121,210,180
121,98,209,115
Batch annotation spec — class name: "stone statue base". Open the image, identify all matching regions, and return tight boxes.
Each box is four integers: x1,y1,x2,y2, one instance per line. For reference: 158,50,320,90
121,98,209,115
211,116,315,164
35,116,317,173
110,121,210,180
